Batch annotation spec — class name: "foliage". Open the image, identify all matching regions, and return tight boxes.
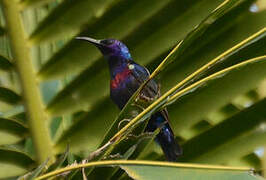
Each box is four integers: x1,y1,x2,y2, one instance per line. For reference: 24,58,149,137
0,0,265,179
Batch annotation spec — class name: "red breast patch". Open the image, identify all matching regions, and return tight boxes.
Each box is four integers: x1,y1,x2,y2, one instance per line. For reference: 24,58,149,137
111,68,131,89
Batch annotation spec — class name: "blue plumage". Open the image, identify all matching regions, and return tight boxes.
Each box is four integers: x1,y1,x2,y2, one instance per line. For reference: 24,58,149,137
76,37,182,161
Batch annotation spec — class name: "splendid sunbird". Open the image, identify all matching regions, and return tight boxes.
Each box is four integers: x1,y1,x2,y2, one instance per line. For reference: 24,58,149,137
76,37,182,161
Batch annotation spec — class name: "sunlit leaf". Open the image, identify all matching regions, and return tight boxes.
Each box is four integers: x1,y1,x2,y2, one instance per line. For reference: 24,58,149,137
0,146,34,179
179,98,266,164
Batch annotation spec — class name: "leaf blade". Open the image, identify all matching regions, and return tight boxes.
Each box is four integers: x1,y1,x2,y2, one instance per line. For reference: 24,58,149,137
0,146,34,179
0,118,28,145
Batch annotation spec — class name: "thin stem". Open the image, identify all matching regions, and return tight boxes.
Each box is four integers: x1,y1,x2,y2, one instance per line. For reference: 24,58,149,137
149,41,182,79
1,0,54,163
36,160,251,180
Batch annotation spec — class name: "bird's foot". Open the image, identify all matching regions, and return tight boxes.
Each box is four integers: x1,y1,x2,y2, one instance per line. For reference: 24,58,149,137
126,132,154,140
139,93,156,102
103,153,123,160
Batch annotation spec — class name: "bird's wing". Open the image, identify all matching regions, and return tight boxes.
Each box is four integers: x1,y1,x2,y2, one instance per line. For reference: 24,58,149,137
129,62,160,100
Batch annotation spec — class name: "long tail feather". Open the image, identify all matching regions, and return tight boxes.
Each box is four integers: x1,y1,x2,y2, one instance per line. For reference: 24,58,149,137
146,111,182,161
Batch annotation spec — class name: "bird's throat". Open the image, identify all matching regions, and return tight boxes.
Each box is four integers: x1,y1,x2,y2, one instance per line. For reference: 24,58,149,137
107,56,129,78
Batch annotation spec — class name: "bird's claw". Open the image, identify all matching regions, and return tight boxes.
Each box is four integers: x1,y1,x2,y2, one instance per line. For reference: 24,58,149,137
125,132,154,140
103,153,123,160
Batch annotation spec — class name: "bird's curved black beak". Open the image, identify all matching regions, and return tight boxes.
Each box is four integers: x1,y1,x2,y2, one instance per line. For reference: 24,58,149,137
75,37,103,47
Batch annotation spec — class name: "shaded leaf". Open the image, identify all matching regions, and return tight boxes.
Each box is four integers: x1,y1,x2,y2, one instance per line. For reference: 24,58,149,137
0,87,21,105
45,0,249,116
160,10,266,91
94,55,266,165
0,26,5,36
87,130,159,179
66,92,155,178
239,153,262,170
168,54,266,134
0,55,13,71
54,13,266,156
179,98,266,164
55,98,118,153
148,0,254,74
46,145,69,172
9,111,26,123
26,158,49,180
51,41,266,155
127,0,228,71
0,118,28,145
38,0,225,79
20,0,58,8
29,0,118,44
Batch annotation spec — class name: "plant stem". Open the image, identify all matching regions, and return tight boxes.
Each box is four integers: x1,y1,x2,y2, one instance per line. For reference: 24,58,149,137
36,160,251,180
1,0,54,163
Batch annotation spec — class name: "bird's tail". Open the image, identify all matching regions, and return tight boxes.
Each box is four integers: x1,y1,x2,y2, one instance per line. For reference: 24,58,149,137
146,111,182,162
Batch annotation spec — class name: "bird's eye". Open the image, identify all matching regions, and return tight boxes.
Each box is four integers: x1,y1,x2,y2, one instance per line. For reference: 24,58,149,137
101,39,114,45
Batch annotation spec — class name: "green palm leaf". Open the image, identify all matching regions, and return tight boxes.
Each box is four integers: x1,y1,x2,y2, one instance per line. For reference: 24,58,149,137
0,0,265,179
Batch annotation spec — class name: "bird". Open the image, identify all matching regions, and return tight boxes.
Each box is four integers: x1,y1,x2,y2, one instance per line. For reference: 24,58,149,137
76,37,182,161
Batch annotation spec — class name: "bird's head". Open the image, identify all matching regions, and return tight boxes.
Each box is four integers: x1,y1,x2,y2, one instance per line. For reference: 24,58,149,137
76,37,132,60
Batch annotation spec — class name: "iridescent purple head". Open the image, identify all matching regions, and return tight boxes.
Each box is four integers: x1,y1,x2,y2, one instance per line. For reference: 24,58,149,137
76,37,132,60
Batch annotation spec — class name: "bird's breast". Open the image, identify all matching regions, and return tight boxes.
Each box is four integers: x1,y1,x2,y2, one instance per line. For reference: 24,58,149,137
110,67,140,109
110,67,132,89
